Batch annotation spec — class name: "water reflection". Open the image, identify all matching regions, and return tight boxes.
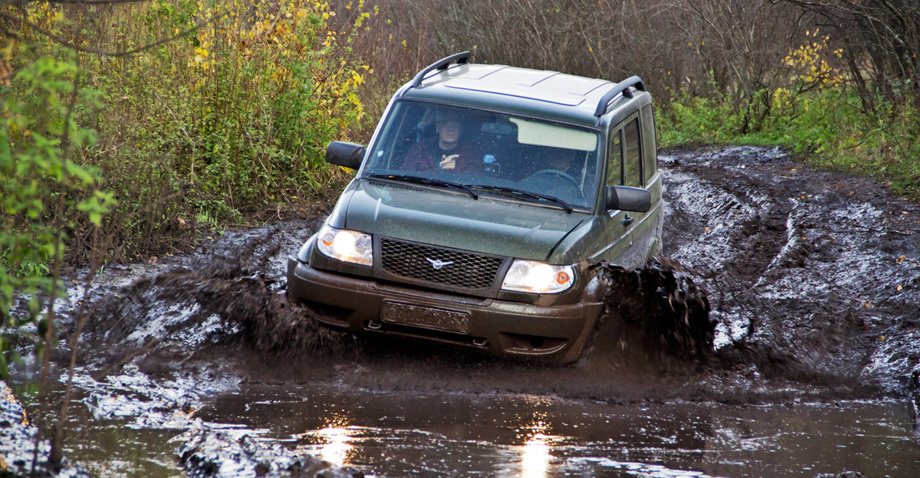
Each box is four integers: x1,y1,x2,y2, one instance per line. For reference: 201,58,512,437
263,389,919,477
520,432,552,478
317,426,352,466
310,413,354,467
515,410,560,478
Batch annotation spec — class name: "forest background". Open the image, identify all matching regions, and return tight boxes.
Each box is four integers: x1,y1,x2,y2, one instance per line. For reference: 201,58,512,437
1,0,919,376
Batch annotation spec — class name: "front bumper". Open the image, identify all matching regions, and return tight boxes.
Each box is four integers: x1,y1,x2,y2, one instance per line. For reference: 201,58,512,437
286,257,604,363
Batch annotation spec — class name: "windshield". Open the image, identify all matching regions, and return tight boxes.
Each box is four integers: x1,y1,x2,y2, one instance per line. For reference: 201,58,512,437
362,101,601,211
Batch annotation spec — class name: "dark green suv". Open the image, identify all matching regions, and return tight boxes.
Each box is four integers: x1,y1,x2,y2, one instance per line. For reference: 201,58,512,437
287,52,662,363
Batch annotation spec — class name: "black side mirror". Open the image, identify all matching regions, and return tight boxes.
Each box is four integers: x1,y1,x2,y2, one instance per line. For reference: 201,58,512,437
325,141,366,170
605,185,651,212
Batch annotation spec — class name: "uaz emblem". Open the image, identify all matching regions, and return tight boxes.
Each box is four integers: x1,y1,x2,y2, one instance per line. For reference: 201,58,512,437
426,258,453,270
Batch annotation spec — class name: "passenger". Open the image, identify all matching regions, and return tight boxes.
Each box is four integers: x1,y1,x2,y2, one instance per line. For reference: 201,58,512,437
401,110,479,174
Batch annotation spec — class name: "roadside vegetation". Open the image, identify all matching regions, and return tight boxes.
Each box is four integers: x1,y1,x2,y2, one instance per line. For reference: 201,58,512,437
2,0,918,373
0,0,917,472
2,0,918,358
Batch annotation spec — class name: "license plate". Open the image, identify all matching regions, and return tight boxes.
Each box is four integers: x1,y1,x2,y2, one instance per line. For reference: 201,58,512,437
381,302,469,333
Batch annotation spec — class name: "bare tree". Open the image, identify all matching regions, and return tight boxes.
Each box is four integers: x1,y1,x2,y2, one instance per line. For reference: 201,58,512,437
779,0,920,107
346,0,806,133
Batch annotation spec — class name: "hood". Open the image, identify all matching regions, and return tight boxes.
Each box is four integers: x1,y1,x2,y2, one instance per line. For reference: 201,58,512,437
337,179,588,261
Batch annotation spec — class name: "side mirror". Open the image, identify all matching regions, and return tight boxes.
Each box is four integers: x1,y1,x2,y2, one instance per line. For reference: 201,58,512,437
325,141,366,170
605,185,651,212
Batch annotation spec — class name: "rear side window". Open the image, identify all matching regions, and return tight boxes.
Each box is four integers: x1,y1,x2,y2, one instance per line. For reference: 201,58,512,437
606,130,622,187
641,104,658,185
623,118,642,187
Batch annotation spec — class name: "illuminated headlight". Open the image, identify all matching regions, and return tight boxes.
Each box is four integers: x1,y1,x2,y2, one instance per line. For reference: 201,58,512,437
313,225,373,266
501,259,575,294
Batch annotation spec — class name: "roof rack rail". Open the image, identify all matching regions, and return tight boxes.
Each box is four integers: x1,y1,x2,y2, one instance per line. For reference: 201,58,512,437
399,51,471,95
593,76,646,117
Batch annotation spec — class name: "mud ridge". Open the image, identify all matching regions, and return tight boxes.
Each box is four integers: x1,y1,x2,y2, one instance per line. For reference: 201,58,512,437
661,146,920,398
80,223,358,373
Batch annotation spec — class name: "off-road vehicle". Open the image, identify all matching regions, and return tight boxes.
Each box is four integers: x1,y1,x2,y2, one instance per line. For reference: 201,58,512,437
287,52,662,363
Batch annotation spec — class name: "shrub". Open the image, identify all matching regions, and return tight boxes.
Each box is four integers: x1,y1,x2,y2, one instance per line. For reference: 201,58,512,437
1,54,114,376
7,0,373,261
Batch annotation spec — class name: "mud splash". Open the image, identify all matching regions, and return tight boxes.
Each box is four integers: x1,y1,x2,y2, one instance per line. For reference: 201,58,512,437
593,259,714,360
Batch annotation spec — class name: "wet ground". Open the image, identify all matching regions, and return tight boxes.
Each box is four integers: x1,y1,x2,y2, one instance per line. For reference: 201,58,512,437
4,146,920,477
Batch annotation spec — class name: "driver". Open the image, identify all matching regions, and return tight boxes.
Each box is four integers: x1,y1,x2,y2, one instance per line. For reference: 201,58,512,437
401,110,479,174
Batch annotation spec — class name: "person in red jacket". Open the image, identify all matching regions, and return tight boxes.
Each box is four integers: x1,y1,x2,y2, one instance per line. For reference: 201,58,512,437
401,110,480,174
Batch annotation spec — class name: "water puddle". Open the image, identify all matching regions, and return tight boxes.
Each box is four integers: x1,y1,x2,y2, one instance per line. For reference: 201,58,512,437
27,379,918,477
214,385,920,477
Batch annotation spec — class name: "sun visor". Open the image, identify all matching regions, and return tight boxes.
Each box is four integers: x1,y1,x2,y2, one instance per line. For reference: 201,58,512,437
510,118,597,151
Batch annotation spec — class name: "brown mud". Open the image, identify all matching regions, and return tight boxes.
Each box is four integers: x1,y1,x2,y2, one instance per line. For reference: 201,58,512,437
71,145,917,404
6,145,920,477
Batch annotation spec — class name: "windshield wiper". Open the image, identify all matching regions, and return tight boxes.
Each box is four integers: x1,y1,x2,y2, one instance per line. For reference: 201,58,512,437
468,184,574,213
367,174,479,200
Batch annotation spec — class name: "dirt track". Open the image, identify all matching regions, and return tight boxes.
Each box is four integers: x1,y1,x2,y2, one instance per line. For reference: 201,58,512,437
91,144,919,402
660,146,920,399
6,145,920,477
67,145,920,404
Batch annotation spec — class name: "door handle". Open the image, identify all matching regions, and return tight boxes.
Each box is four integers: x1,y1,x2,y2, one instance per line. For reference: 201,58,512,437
620,215,634,227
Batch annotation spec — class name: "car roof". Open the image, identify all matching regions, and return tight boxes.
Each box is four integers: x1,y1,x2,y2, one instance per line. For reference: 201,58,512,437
399,63,644,128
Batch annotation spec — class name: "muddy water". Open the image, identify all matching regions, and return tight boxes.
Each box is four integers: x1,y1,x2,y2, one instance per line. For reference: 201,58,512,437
8,146,920,477
210,385,920,477
18,376,920,477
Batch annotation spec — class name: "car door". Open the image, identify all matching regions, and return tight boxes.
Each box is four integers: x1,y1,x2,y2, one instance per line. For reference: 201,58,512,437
629,104,663,262
598,114,648,268
597,117,637,266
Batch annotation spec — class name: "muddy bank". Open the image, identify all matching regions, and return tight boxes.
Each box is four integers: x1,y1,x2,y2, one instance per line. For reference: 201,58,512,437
0,381,90,478
660,146,920,399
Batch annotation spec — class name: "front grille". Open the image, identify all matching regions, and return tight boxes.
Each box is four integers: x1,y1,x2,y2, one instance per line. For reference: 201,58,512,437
380,238,505,290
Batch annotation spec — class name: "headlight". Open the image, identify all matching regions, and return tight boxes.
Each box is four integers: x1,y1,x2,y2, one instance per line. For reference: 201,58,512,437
314,225,373,266
501,259,575,294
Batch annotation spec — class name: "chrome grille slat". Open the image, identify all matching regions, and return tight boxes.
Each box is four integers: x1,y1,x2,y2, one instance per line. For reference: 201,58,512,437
380,238,504,290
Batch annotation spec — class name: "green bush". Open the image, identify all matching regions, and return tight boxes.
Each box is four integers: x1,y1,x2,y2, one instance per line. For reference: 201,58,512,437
7,0,372,261
87,0,369,204
659,85,920,199
1,55,114,377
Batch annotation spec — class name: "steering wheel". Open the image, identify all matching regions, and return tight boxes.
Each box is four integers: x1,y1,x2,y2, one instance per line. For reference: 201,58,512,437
520,169,585,204
524,169,581,189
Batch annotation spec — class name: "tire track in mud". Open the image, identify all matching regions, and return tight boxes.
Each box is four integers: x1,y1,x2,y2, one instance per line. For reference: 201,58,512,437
661,146,920,399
